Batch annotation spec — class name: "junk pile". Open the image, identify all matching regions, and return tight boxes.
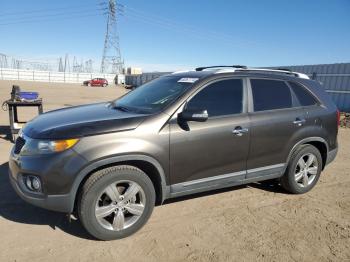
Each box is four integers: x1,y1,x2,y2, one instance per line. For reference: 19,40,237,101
340,112,350,128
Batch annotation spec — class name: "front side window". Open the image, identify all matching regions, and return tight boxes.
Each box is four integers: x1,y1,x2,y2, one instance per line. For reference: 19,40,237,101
186,79,243,117
251,79,292,111
114,76,195,114
289,81,318,106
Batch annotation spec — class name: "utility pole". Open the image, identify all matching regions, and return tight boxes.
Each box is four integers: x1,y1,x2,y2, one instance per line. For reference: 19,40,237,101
58,57,64,72
100,0,124,74
0,53,8,68
64,54,70,72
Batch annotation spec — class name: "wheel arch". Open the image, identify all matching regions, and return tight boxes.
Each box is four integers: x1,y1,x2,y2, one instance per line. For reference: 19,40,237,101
69,155,168,213
286,137,329,171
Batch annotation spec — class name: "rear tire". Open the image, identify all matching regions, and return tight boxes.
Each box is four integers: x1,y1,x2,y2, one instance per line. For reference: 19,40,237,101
281,144,322,194
78,165,155,240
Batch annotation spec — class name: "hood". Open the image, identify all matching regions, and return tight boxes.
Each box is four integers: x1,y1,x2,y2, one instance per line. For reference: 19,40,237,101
23,102,148,139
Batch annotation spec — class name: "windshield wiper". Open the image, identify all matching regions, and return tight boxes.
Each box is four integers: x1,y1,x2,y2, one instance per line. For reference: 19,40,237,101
112,102,150,114
112,105,131,112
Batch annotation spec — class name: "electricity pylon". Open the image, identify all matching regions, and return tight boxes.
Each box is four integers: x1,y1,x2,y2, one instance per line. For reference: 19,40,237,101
100,0,124,74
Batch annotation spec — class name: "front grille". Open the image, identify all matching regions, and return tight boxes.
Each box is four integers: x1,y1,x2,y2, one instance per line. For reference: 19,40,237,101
14,136,26,154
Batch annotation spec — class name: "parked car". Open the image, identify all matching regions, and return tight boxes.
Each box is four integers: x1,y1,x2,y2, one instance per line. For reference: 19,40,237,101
9,66,338,240
83,78,108,87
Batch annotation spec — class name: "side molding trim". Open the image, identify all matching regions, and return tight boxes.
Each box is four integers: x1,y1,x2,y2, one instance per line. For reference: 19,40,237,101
170,163,285,198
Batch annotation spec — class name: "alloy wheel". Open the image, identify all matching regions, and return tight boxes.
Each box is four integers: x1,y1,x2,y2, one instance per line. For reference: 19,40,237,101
95,180,146,231
294,153,319,188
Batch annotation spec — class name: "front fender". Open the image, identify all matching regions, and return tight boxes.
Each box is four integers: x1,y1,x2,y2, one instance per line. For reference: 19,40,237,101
66,154,168,213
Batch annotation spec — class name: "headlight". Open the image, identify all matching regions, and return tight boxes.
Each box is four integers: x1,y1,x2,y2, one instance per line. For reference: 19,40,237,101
38,139,79,153
21,138,79,155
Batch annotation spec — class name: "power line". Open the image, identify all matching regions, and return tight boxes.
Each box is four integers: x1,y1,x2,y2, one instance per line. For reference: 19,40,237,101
0,7,107,22
119,4,259,48
0,13,105,26
0,4,105,17
121,12,243,47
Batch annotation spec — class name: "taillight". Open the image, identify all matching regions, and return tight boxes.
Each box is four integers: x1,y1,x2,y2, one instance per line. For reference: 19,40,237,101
336,109,340,126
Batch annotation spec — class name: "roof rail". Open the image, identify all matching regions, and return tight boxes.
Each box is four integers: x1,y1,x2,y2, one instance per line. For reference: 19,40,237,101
212,67,310,79
195,65,247,71
171,70,193,74
275,68,292,72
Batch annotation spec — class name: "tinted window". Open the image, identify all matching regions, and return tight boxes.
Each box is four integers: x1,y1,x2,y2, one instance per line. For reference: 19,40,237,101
289,81,318,106
187,79,243,117
251,79,292,111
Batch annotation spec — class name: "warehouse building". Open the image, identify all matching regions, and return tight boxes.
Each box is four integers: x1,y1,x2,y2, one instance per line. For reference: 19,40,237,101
125,63,350,112
273,63,350,112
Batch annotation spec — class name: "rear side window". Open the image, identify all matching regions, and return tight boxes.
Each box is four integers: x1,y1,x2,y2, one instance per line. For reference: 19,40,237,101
187,79,243,117
289,81,318,106
251,79,292,111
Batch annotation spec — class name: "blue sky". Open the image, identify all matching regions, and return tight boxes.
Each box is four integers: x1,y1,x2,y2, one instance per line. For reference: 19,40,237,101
0,0,349,72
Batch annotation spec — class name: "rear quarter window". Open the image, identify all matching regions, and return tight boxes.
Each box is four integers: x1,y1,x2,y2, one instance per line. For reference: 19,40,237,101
289,81,318,106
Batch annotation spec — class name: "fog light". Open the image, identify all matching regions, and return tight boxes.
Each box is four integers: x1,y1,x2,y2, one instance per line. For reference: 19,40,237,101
25,176,32,190
31,177,41,190
24,175,42,192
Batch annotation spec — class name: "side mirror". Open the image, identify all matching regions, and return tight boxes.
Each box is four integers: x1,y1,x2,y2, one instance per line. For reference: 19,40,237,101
179,108,208,122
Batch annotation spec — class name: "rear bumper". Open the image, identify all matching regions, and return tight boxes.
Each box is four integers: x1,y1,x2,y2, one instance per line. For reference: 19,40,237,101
326,147,338,166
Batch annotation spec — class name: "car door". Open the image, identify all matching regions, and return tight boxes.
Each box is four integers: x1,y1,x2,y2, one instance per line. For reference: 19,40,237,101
246,78,306,178
169,78,250,194
91,78,98,86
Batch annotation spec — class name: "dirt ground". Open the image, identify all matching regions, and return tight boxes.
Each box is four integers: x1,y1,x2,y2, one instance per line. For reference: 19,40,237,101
0,80,349,262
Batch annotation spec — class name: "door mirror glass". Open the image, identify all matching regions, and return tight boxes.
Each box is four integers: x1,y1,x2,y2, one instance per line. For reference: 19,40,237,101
179,108,208,122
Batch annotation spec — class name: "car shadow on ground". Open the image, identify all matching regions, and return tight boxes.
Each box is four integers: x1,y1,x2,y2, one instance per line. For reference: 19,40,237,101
0,162,94,240
0,161,286,240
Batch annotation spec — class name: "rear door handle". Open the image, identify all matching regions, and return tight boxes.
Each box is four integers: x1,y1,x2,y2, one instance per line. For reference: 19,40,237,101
232,127,249,136
293,118,306,126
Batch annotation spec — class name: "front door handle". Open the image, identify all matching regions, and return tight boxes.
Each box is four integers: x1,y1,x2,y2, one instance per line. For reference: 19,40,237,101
293,118,306,126
232,127,249,136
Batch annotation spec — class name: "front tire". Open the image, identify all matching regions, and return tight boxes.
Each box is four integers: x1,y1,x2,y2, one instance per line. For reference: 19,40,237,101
281,144,322,194
78,165,155,240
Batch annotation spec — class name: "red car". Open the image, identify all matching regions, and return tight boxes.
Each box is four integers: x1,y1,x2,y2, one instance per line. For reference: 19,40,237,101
83,78,108,87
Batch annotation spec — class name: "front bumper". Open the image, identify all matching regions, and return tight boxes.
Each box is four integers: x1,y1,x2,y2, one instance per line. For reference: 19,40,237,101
9,170,73,213
8,147,87,213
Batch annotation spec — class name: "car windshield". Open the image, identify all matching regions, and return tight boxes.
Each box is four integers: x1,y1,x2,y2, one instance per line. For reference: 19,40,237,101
113,76,197,114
